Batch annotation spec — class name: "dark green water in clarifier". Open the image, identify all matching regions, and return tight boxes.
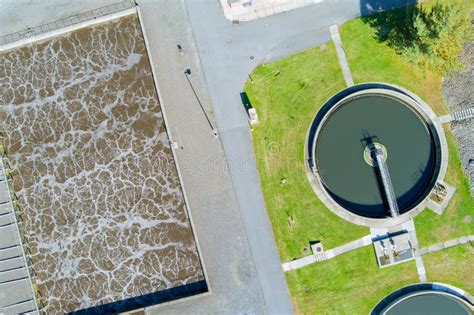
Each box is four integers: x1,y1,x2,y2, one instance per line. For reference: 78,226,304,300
315,94,438,218
386,293,471,315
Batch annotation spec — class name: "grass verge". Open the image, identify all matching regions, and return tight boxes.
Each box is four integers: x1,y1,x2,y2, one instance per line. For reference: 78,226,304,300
245,42,368,262
286,246,419,314
424,244,474,292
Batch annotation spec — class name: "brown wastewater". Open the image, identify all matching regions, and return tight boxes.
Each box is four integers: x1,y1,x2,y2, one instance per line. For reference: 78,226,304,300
0,14,204,313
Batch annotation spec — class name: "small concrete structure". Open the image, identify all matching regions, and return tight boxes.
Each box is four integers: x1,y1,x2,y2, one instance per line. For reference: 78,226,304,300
371,220,426,281
373,232,414,268
219,0,324,22
248,108,259,125
310,242,324,255
426,179,456,215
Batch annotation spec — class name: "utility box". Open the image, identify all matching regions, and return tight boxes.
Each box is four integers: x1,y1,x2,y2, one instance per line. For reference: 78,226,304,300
248,108,259,125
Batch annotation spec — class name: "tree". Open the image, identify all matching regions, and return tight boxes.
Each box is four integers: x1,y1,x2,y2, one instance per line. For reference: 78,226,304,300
366,0,473,74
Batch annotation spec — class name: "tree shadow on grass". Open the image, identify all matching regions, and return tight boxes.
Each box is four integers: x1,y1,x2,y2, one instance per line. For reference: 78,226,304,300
359,0,417,17
359,1,422,55
359,0,471,72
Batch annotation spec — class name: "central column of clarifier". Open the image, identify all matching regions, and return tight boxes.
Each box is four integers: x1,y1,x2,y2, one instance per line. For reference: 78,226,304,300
364,143,400,217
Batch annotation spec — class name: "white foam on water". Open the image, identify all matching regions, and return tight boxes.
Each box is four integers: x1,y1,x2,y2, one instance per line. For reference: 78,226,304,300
0,15,203,313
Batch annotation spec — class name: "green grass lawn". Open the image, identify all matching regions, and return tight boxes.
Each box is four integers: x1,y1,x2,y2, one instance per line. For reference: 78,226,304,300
245,7,473,315
415,131,474,247
340,17,448,116
245,43,368,262
424,244,474,293
287,246,419,314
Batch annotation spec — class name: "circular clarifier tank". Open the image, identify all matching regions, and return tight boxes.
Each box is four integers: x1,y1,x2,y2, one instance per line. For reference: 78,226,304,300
384,292,472,315
372,283,473,315
310,86,443,220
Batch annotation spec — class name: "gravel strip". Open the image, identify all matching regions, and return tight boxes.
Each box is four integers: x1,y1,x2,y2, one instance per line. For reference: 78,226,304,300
442,41,474,193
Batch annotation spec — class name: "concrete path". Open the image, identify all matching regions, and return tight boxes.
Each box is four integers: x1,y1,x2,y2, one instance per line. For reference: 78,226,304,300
416,234,474,282
0,158,38,314
402,221,426,282
329,24,354,86
282,235,372,271
420,235,474,256
415,257,427,282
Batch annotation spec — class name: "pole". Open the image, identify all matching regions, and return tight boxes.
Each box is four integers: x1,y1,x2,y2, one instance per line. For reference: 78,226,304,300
184,69,217,136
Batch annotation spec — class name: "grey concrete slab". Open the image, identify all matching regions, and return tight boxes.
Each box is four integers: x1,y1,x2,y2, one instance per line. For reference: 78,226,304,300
0,204,11,215
0,188,10,204
0,225,18,249
0,212,14,226
1,299,37,314
0,266,28,284
0,245,23,261
0,256,25,272
0,160,37,313
0,279,35,309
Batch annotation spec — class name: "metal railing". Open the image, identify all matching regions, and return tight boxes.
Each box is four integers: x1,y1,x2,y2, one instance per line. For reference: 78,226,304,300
373,148,400,218
0,0,136,46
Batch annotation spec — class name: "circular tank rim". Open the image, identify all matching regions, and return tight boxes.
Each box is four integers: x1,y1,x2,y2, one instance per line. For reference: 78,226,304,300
314,90,439,216
304,83,449,228
371,283,474,314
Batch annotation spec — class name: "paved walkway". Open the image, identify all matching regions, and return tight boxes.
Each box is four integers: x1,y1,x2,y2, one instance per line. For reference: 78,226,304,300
414,236,474,299
399,220,427,282
282,235,372,271
0,156,38,314
420,235,474,256
330,24,354,86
